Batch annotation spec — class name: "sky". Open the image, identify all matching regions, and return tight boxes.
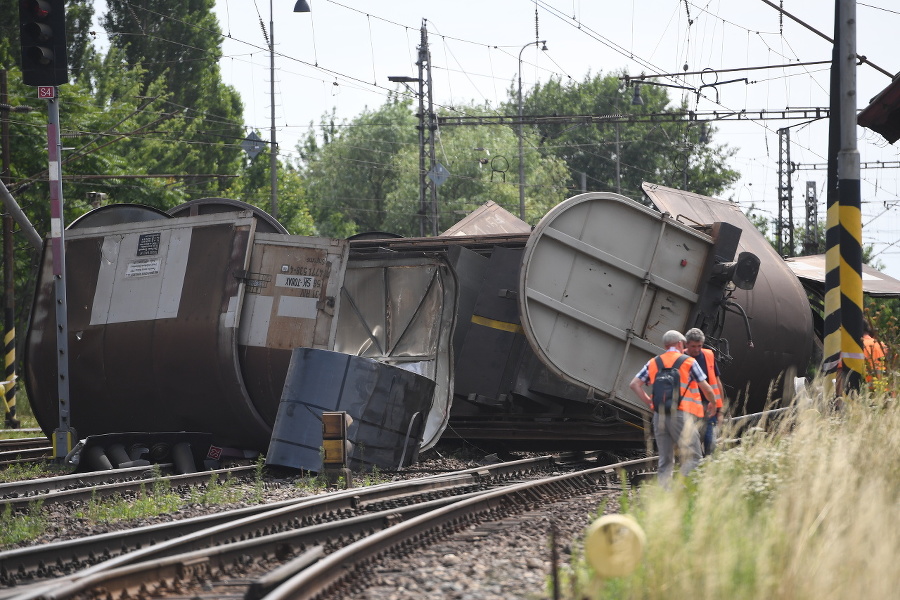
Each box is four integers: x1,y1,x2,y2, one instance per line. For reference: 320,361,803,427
130,2,900,277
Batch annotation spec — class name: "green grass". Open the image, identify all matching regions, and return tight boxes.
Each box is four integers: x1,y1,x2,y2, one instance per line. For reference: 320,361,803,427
74,473,181,523
0,460,64,483
72,470,259,524
251,454,266,503
295,473,330,492
187,472,244,505
0,470,262,548
1,390,41,435
0,502,47,546
561,378,900,600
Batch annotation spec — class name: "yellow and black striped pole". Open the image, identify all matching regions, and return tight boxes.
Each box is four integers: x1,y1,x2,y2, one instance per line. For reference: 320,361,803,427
823,180,841,387
2,316,16,429
838,199,864,393
1,71,18,429
827,0,864,394
839,0,864,391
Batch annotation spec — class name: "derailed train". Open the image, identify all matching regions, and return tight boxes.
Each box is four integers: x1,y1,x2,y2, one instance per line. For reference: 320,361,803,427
24,183,816,471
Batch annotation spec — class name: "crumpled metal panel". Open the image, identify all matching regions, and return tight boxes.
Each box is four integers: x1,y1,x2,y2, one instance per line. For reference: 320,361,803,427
266,348,435,472
24,213,275,449
642,182,814,412
334,254,457,450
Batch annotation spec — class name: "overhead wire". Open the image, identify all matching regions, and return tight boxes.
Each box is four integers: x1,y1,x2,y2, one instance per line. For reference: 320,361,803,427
55,1,900,248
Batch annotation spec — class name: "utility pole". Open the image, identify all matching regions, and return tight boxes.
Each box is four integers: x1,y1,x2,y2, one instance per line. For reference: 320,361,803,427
1,71,19,428
804,181,819,256
823,1,843,387
420,23,438,236
266,0,311,220
836,0,864,391
517,40,547,221
777,127,794,256
389,21,437,236
615,89,621,195
824,0,864,394
46,88,75,457
268,0,278,219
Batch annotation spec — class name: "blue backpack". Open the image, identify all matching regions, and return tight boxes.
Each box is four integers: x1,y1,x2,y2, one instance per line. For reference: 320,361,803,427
651,355,688,414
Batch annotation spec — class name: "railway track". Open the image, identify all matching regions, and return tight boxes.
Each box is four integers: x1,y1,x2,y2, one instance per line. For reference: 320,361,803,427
0,464,258,512
0,453,656,600
1,455,554,591
0,438,52,467
0,438,50,452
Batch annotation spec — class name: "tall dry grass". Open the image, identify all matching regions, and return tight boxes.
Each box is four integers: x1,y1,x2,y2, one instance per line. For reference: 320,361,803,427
564,380,900,600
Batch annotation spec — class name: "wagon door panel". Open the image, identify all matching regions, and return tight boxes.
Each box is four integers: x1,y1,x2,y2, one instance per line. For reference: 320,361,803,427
237,234,348,424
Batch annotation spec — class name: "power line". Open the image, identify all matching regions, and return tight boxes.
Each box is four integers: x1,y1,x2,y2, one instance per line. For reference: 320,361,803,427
437,108,831,127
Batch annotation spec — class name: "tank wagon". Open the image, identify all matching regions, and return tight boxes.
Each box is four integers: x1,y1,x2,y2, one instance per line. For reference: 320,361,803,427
24,187,813,467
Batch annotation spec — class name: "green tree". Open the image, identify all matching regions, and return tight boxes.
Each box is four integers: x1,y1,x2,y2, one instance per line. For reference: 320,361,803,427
299,97,572,237
384,109,570,235
0,0,15,69
101,0,245,199
65,0,100,83
220,137,317,236
299,96,418,237
520,71,739,199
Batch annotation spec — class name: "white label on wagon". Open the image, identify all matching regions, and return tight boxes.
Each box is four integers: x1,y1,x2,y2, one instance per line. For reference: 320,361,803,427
125,259,161,278
275,273,317,290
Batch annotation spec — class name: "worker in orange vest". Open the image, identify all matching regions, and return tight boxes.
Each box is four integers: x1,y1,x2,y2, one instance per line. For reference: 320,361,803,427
630,330,717,485
684,328,724,456
862,321,887,384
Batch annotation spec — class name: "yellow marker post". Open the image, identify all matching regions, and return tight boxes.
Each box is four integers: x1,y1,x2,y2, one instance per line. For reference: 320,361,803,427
584,514,646,579
321,411,352,487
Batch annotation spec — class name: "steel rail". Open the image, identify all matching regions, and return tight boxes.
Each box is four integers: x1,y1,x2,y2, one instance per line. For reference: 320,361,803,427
0,465,258,513
0,463,174,499
266,456,656,600
1,455,558,595
12,454,615,600
22,489,500,600
0,438,49,451
0,448,51,465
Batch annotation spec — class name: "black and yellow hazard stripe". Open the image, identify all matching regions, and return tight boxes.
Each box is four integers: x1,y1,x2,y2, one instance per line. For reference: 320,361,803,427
2,308,16,428
839,181,864,390
823,192,841,378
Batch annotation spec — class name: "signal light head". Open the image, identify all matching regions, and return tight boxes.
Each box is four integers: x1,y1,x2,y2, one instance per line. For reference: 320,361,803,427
18,0,68,87
23,21,53,43
23,0,51,19
28,45,54,65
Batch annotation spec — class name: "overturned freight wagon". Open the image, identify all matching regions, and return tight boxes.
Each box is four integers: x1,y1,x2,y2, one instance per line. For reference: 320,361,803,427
350,190,800,449
24,188,812,464
24,201,456,471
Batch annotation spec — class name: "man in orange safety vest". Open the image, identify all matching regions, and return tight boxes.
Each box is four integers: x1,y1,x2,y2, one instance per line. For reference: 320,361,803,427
684,327,724,456
630,329,717,486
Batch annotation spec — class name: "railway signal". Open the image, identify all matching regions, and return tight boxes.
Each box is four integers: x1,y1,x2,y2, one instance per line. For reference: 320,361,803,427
18,0,69,87
18,0,76,457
